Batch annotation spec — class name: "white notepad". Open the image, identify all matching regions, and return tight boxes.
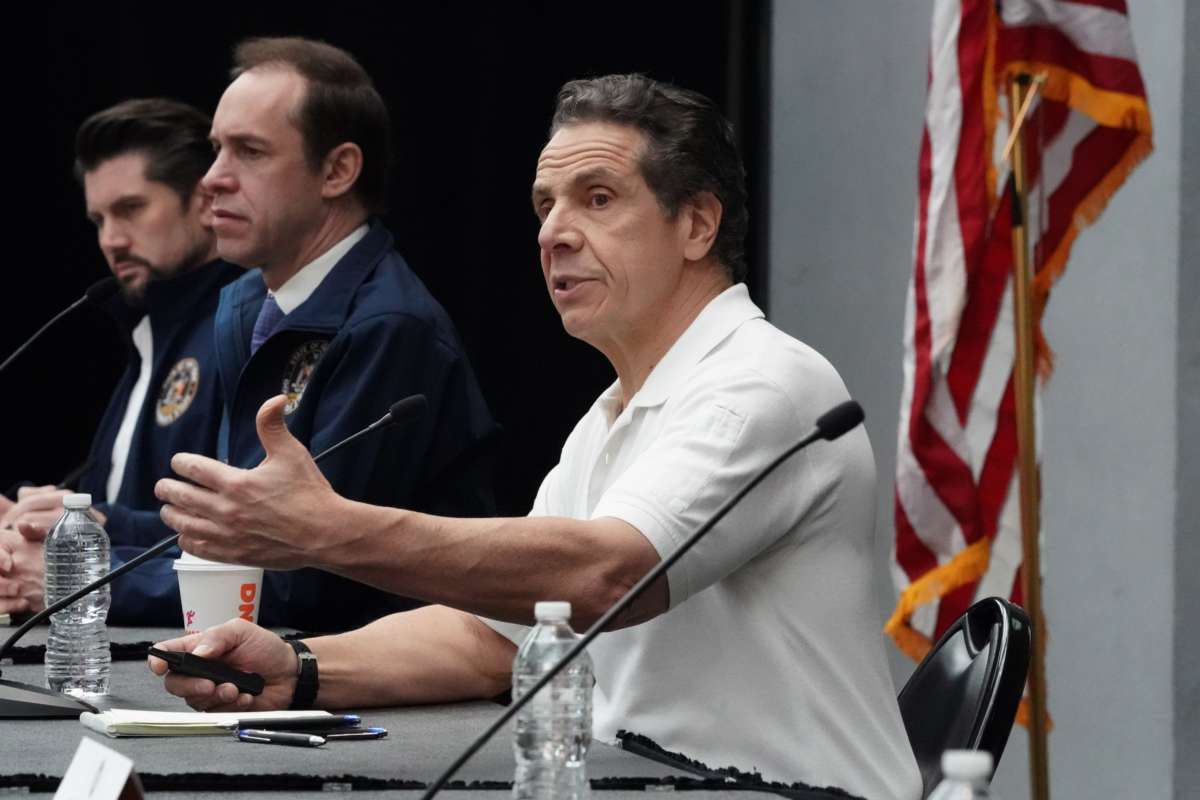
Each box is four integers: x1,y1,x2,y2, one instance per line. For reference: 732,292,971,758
80,708,337,737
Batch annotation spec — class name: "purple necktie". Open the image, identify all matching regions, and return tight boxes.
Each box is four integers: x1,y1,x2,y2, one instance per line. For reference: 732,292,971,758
250,294,285,355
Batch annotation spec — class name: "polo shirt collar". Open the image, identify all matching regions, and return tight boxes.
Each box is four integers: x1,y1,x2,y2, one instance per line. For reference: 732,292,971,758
599,283,764,421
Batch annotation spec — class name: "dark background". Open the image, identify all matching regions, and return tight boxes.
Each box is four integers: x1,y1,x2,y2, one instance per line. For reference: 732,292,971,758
6,0,769,515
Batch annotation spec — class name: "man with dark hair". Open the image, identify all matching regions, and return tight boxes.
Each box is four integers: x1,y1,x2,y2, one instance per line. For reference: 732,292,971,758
194,36,496,632
550,73,751,283
0,98,241,624
149,74,920,799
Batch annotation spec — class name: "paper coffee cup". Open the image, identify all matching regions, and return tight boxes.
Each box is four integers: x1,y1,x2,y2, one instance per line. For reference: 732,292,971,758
173,551,264,634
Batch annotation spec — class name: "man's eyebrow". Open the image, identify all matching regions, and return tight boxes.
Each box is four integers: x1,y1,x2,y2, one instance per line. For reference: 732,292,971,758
531,167,622,204
87,192,147,216
112,192,147,205
212,132,271,149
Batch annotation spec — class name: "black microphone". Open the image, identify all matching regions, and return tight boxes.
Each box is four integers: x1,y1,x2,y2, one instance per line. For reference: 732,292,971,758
0,277,119,376
419,399,866,800
0,393,428,719
815,399,865,441
311,394,428,462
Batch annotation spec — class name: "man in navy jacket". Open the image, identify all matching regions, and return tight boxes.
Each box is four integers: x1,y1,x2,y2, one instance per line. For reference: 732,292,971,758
0,99,240,624
195,37,495,631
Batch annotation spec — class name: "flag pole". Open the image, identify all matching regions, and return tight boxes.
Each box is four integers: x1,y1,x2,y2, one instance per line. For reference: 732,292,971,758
1006,72,1051,800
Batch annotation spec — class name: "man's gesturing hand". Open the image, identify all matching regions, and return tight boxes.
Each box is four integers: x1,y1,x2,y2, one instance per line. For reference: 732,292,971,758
148,618,298,712
155,395,345,569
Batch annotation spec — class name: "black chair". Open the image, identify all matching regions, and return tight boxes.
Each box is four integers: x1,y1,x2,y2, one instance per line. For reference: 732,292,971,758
897,596,1032,799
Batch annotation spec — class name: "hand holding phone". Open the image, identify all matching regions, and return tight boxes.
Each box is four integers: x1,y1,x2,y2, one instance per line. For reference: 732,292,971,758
148,645,266,696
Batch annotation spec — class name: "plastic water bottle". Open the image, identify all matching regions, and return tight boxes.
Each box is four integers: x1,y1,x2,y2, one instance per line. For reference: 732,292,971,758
43,493,111,697
928,750,997,800
512,601,593,800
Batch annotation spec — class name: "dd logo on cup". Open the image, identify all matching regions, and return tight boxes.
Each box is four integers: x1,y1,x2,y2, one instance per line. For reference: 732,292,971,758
239,583,258,622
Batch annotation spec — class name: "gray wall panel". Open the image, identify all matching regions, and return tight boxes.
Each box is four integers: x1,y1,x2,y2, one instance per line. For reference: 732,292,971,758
1175,1,1200,797
768,2,1187,797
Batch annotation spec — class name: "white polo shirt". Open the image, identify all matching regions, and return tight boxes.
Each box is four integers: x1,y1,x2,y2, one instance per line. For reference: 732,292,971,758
485,284,920,800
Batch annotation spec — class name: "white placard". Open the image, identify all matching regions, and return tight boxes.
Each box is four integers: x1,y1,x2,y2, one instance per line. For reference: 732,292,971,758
54,737,143,800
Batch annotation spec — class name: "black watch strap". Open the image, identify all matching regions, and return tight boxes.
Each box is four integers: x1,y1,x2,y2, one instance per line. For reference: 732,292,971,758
286,639,319,710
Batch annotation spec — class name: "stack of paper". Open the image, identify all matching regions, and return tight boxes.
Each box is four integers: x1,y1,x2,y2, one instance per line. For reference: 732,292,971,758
81,708,337,737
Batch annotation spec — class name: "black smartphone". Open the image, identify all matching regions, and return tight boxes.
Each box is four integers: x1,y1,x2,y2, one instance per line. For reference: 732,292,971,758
147,646,266,696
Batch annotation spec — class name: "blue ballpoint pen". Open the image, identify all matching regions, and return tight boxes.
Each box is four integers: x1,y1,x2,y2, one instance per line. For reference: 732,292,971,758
235,713,360,729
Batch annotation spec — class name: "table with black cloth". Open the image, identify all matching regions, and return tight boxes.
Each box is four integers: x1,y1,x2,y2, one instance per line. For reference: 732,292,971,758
0,627,855,799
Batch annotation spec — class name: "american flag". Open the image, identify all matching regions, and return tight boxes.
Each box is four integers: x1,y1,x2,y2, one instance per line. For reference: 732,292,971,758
887,0,1152,676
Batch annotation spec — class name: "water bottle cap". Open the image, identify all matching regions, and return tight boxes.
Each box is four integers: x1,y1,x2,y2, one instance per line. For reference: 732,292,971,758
63,493,92,509
533,601,571,622
941,750,993,779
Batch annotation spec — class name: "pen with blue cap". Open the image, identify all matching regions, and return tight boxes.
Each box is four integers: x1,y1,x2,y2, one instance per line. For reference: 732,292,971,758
235,713,360,729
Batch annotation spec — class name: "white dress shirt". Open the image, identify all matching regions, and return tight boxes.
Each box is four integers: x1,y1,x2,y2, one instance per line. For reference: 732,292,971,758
270,224,369,314
107,316,153,502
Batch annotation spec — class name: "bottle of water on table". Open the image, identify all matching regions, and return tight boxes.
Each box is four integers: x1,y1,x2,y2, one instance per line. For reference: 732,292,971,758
512,600,593,800
928,750,998,800
44,493,111,697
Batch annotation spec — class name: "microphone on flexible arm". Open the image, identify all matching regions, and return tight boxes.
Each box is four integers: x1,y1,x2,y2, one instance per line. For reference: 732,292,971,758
0,393,429,719
418,399,866,800
0,277,119,377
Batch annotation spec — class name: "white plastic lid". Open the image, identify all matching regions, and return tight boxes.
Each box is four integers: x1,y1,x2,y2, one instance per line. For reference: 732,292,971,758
176,550,222,565
173,550,252,571
534,601,571,622
63,493,92,509
941,750,993,779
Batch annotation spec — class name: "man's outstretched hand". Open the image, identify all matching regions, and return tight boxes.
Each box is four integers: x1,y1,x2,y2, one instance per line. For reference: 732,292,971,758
148,618,299,712
155,395,347,569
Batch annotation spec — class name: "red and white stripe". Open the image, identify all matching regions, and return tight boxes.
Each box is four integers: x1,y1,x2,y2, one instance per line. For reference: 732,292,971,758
892,0,1149,646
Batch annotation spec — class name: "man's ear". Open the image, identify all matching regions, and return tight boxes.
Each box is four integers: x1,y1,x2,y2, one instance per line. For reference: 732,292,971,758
321,142,364,201
681,191,723,262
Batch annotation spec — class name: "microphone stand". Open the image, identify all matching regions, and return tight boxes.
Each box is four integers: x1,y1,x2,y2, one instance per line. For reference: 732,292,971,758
0,277,118,377
418,401,865,800
0,394,428,718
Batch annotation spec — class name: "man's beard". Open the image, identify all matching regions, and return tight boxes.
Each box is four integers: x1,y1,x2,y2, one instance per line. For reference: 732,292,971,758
116,261,164,308
116,246,210,309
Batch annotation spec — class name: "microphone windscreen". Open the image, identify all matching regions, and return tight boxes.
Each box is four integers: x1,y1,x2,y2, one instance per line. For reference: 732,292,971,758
84,276,120,304
387,394,429,427
815,400,865,441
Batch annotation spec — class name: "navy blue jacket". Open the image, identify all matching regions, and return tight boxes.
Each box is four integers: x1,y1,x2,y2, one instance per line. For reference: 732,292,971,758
214,221,496,632
78,261,242,625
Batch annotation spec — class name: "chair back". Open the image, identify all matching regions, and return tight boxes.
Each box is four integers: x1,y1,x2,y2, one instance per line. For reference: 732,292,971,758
897,597,1031,798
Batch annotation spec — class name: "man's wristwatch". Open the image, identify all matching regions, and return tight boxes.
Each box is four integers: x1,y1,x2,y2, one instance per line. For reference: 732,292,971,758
286,639,319,710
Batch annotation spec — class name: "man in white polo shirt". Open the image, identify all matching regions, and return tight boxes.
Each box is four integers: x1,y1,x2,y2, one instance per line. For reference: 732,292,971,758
150,74,921,800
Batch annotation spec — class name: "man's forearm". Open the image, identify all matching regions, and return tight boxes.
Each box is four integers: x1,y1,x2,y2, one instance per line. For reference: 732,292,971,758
305,605,515,709
157,400,666,627
310,499,666,628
